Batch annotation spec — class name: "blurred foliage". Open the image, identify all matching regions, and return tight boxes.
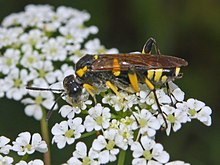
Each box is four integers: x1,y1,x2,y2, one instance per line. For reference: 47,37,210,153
0,0,219,165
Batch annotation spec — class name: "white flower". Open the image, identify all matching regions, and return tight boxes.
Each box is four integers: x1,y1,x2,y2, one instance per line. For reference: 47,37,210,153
0,136,11,154
54,64,75,82
166,160,190,165
120,115,139,131
186,98,205,117
15,159,44,165
0,27,23,49
197,106,212,126
131,136,169,165
139,88,171,110
3,68,30,100
84,104,111,132
31,60,56,84
66,44,83,64
171,88,185,102
84,38,118,54
111,116,138,149
92,134,120,164
134,109,160,137
0,48,20,74
52,118,85,149
12,132,48,156
58,90,92,119
160,105,188,135
106,126,133,150
102,91,138,112
20,45,42,69
0,154,13,165
176,99,212,126
64,142,99,165
22,91,55,120
59,105,79,119
19,29,47,46
40,37,67,61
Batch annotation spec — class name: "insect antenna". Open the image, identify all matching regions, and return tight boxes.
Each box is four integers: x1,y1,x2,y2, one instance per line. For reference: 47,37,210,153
142,37,161,55
26,86,65,93
26,86,66,122
46,92,67,122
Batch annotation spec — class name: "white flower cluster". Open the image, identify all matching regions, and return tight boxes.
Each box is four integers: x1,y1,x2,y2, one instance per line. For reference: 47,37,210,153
0,4,118,120
0,132,47,165
57,83,212,165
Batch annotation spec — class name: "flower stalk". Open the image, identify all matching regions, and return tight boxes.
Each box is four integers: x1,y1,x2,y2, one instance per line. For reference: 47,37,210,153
40,108,51,165
117,150,126,165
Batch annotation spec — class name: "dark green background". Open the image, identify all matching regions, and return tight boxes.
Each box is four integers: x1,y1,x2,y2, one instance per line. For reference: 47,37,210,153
0,0,219,164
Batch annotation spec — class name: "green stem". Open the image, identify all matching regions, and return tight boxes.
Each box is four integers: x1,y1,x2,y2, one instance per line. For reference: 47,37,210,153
21,154,28,161
118,149,126,165
41,108,51,165
80,131,97,139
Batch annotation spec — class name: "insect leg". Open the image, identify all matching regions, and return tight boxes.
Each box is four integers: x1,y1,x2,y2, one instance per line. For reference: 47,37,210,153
106,81,122,99
165,82,175,106
144,77,168,128
83,83,97,103
128,65,140,92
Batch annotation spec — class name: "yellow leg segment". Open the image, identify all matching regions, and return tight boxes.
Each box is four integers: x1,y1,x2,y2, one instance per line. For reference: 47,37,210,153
83,83,97,103
128,72,140,92
144,78,155,90
106,81,122,99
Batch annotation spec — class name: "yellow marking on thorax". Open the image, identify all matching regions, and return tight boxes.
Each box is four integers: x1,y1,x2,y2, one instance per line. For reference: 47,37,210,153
144,78,155,90
76,66,87,77
94,55,98,60
147,70,154,80
112,58,120,76
154,69,163,82
128,72,140,92
161,75,168,83
175,67,180,76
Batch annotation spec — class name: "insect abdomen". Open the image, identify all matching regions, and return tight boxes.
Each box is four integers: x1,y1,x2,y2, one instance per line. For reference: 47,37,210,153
145,67,180,84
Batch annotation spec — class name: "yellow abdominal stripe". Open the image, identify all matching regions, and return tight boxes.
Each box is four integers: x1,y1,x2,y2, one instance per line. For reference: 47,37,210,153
154,69,163,82
161,75,168,83
147,69,168,83
147,70,154,79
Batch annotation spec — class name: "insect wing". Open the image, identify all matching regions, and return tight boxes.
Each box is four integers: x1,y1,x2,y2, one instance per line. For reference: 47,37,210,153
91,54,188,71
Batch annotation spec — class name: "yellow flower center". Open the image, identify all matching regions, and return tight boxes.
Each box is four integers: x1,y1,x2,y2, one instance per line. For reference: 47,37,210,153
167,114,176,123
106,140,115,150
143,150,152,160
35,96,43,105
14,78,21,88
188,109,197,116
65,129,74,138
95,116,103,126
25,144,32,151
82,157,91,165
